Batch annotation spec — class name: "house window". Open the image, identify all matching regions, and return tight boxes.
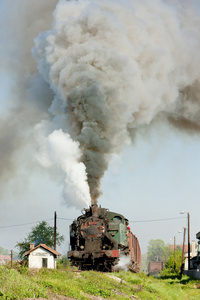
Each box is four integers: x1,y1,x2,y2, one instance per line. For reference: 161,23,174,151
42,258,47,268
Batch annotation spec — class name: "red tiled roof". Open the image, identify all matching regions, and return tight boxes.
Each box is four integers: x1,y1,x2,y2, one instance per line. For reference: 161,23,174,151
168,244,190,253
0,255,11,261
23,244,61,257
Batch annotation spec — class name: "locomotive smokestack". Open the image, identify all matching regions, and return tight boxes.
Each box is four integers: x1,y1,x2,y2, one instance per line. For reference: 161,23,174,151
91,195,98,207
91,204,98,217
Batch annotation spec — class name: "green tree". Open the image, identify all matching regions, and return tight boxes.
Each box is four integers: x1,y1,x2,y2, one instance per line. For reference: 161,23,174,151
147,239,170,262
0,246,9,255
16,221,64,258
0,246,19,260
164,249,183,273
141,253,148,272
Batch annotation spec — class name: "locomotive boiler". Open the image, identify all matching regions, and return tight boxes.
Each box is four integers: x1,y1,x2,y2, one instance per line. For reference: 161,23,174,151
68,205,141,272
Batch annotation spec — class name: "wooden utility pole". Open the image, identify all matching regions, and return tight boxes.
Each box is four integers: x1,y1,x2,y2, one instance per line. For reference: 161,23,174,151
54,211,57,251
174,236,176,271
11,250,13,268
188,212,190,270
181,227,186,267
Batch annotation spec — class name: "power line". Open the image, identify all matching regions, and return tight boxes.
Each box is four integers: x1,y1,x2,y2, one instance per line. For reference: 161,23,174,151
58,216,186,223
57,217,72,220
0,217,72,229
0,218,53,229
129,216,186,223
0,216,186,229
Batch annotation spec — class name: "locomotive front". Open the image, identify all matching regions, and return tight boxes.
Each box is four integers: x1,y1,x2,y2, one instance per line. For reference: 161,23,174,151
68,205,121,271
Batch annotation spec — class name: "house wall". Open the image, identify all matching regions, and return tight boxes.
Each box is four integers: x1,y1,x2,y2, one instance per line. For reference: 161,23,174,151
28,247,56,269
148,261,163,274
183,241,197,271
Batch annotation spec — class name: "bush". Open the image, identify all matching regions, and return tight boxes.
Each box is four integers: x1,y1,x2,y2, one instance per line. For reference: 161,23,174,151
18,266,28,275
57,256,71,269
164,249,182,274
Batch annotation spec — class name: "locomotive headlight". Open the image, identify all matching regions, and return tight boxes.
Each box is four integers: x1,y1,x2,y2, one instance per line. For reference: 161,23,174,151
80,245,84,250
72,251,80,258
105,250,112,257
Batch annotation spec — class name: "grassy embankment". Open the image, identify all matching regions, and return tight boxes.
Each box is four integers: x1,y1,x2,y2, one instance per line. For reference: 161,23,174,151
0,265,200,300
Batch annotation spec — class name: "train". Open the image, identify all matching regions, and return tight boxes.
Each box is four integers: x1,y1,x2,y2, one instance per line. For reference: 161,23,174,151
67,205,141,272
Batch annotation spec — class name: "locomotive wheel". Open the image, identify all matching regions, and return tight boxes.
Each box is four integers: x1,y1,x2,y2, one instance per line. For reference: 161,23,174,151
104,262,113,272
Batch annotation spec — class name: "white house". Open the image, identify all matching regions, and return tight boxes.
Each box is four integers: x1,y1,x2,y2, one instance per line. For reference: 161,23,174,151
183,240,197,270
23,243,61,269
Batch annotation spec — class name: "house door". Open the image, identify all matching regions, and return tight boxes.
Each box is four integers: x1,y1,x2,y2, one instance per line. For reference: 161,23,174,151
42,258,47,268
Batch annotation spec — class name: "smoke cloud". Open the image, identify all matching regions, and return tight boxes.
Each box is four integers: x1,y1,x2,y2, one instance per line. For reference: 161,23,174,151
0,0,57,193
1,0,200,208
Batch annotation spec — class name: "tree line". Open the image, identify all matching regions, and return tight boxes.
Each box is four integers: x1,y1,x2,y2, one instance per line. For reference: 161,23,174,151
147,239,183,273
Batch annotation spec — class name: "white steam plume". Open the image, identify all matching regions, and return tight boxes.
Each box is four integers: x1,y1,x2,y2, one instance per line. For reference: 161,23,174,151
33,0,200,205
36,128,90,209
113,255,131,272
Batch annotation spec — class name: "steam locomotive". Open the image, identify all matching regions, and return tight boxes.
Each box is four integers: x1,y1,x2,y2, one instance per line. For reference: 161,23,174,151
68,205,141,272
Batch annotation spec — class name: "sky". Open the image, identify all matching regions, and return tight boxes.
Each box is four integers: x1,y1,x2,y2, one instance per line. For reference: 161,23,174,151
0,0,200,256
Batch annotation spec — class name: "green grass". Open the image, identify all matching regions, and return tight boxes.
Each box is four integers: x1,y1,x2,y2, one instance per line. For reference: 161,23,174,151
0,266,200,299
0,267,48,299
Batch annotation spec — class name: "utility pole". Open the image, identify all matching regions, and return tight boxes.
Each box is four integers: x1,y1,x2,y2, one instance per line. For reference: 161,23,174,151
54,211,57,251
181,227,186,274
182,228,186,266
11,250,13,268
188,212,190,270
174,236,176,271
180,211,191,271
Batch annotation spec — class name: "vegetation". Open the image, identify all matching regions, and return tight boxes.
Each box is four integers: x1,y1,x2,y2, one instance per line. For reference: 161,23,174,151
164,248,183,274
0,264,200,300
0,247,10,255
146,239,186,276
0,246,19,260
147,239,171,263
16,221,64,258
141,253,148,272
